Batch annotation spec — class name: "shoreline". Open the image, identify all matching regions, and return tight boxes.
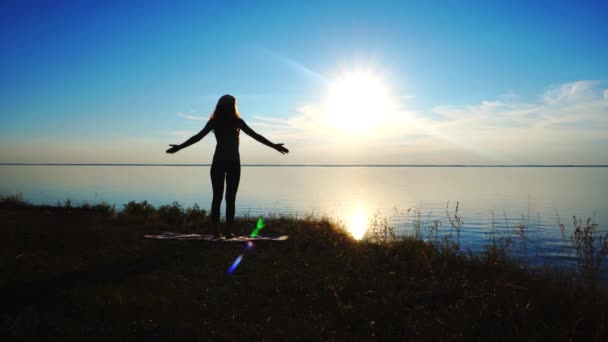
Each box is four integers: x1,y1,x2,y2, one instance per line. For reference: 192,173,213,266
2,163,608,167
1,199,607,339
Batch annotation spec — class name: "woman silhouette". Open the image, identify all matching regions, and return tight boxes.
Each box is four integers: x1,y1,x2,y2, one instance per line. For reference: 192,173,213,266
166,95,289,238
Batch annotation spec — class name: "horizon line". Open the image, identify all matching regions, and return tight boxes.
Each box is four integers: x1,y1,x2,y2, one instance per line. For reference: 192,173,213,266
1,163,608,168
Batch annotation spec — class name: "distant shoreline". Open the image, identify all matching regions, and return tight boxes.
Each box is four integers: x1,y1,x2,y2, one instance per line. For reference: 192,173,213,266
1,163,607,168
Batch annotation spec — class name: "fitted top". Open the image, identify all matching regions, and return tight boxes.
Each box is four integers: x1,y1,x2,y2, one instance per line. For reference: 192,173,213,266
198,117,263,164
211,118,241,163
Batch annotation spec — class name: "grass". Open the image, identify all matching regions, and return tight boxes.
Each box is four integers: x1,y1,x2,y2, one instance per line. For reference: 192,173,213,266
571,216,608,290
1,195,607,340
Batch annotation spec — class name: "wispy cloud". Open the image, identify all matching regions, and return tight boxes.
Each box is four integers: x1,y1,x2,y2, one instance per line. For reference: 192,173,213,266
258,47,329,84
170,130,193,139
432,81,607,133
177,111,206,121
253,115,290,124
246,80,608,164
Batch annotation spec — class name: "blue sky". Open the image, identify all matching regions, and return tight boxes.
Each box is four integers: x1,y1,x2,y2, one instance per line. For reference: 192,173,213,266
1,0,607,164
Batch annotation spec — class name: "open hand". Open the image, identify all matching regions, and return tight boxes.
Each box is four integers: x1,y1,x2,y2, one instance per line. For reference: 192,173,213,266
274,143,289,154
166,144,181,154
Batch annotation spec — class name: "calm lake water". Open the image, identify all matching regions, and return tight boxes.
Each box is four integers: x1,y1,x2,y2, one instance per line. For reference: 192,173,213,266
2,165,608,276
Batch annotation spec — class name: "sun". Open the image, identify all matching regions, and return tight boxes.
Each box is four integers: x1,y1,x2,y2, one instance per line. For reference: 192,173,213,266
326,70,395,135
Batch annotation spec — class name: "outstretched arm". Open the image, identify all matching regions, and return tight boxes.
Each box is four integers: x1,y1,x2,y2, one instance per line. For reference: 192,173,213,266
239,119,289,154
166,119,214,154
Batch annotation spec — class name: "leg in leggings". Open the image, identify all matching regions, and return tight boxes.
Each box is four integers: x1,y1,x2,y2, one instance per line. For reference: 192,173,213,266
224,161,241,235
210,162,225,237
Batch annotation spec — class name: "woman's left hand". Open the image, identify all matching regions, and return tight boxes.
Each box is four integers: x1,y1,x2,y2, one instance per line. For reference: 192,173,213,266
166,144,181,154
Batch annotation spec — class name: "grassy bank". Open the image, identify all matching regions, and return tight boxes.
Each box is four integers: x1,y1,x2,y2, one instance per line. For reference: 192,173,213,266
1,196,607,340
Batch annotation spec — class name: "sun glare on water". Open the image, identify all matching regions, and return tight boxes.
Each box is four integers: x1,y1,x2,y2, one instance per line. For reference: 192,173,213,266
348,210,369,240
326,70,395,135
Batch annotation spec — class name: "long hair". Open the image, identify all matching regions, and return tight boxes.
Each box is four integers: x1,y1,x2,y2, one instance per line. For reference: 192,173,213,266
210,94,240,133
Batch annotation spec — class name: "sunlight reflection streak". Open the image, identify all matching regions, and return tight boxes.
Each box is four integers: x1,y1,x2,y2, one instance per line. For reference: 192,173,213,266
348,209,370,240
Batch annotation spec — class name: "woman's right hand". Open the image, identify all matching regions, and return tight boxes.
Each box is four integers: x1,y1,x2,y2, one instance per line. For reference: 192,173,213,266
274,143,289,154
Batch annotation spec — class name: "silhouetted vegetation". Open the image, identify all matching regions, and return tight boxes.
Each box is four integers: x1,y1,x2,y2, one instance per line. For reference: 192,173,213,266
1,196,607,340
0,192,27,208
570,216,608,291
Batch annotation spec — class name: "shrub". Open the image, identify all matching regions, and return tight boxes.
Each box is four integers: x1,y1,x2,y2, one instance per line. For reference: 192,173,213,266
185,203,207,226
0,193,27,208
119,200,158,224
158,201,185,225
81,201,116,217
58,198,72,208
91,202,116,217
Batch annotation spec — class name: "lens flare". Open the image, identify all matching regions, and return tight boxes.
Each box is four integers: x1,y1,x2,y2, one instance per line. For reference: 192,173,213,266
250,217,265,238
227,254,243,275
227,218,265,276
